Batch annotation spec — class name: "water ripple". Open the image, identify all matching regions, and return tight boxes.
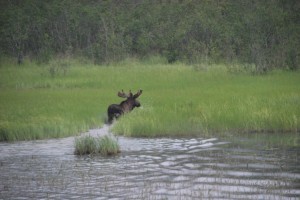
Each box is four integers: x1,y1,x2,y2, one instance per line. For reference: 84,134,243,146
0,127,299,199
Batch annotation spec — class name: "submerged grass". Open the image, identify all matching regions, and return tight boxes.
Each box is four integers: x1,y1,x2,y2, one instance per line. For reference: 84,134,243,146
0,57,299,141
74,135,120,156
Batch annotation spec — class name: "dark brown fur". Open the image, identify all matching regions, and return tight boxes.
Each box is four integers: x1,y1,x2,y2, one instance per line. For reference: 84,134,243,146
107,90,142,124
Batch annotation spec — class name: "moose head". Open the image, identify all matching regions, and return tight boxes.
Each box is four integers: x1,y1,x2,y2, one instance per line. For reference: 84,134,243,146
107,89,143,124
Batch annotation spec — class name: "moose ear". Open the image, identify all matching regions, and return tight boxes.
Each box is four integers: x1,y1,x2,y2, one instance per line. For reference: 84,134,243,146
118,90,128,98
133,89,143,98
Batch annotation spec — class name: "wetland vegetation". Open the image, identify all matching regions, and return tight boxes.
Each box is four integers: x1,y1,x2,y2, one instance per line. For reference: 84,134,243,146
0,58,299,143
74,134,120,156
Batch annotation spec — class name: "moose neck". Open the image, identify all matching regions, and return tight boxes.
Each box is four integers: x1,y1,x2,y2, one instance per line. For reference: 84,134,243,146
120,99,135,112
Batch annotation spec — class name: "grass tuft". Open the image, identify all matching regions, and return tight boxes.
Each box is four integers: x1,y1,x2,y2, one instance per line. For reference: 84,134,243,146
74,135,120,156
98,135,121,156
74,135,98,155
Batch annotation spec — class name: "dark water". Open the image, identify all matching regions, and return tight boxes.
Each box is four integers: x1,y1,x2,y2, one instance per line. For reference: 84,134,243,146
0,126,299,199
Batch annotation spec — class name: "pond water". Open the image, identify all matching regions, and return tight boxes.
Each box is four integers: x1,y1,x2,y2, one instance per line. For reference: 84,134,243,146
0,126,299,199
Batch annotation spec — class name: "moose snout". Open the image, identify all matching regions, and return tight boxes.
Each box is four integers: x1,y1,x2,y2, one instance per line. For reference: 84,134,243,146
135,101,141,107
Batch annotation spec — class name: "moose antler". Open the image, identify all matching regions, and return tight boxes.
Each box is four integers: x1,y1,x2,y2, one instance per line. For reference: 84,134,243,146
133,89,143,98
117,90,129,98
118,89,142,98
129,90,133,97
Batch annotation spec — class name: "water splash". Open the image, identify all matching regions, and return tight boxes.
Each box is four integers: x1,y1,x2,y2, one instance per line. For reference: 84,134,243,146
0,126,299,199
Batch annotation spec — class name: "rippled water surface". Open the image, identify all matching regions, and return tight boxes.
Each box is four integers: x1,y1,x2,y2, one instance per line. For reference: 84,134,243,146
0,126,299,199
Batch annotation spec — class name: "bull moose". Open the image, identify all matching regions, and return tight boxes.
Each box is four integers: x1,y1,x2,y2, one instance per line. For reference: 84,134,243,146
107,89,143,124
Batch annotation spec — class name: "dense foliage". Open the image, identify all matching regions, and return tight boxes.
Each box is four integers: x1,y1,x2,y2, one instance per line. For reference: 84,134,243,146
0,0,299,70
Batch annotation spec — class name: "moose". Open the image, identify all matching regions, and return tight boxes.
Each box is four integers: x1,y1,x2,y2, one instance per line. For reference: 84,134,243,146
107,89,143,124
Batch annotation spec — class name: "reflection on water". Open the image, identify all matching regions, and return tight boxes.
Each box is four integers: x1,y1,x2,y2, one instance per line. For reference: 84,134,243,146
0,126,299,199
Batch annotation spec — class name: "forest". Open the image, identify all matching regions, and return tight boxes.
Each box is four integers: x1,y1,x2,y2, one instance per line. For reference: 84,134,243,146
0,0,299,71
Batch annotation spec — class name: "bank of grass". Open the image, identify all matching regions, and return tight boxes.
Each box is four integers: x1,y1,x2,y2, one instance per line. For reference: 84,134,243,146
0,57,299,141
112,66,300,137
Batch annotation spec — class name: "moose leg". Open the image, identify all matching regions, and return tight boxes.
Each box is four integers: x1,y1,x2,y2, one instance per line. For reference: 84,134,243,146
107,104,123,124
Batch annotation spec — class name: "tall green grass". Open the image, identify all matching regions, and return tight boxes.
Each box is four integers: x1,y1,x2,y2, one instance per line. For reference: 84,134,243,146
0,89,105,141
0,57,299,141
112,66,300,137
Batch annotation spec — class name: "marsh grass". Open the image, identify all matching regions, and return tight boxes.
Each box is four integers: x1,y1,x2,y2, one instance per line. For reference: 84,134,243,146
112,68,300,138
74,135,120,156
98,135,121,156
0,89,104,141
0,58,299,141
74,135,98,155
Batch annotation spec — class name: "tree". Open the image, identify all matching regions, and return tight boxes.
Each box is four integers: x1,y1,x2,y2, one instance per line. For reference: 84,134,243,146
0,0,298,69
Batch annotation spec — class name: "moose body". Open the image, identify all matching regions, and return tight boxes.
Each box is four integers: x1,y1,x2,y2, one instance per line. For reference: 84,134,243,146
107,90,142,124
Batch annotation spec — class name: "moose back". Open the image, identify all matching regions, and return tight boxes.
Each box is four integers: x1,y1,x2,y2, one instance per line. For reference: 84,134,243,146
107,90,143,124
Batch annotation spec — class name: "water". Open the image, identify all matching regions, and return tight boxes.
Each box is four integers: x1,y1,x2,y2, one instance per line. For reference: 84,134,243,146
0,126,299,199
